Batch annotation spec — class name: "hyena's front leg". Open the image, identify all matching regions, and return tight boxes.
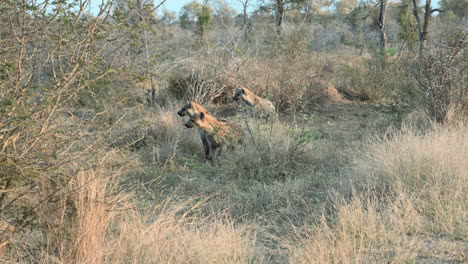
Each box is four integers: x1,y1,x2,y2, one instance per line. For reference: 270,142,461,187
200,134,210,160
215,145,223,160
211,145,224,165
207,137,222,166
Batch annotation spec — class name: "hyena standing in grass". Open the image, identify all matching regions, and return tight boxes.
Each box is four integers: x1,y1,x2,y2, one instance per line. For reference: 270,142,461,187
177,102,215,162
184,112,244,165
233,88,276,118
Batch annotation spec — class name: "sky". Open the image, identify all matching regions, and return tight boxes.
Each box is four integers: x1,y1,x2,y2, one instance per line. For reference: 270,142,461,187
161,0,203,14
89,0,248,17
91,0,441,16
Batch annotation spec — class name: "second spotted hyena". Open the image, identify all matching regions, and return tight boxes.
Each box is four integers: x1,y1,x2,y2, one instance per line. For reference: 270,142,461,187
233,88,275,117
185,112,243,165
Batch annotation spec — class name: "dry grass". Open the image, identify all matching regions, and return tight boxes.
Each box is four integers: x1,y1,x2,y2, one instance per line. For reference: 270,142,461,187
71,168,127,264
6,157,259,264
352,124,467,237
284,124,467,263
69,169,260,264
285,196,422,263
106,204,259,264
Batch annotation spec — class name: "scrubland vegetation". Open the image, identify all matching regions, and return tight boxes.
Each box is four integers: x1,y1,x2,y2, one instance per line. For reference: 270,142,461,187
1,0,466,263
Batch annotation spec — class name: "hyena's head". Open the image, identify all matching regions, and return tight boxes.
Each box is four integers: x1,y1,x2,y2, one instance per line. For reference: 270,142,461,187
178,102,207,117
233,88,255,106
177,103,194,117
185,112,210,129
233,88,246,102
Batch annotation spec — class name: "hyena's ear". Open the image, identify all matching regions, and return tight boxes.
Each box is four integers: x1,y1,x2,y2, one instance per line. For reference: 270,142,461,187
241,88,245,94
189,102,193,108
200,112,205,120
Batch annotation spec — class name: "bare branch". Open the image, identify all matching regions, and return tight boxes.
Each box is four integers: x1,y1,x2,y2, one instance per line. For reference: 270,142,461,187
430,8,445,13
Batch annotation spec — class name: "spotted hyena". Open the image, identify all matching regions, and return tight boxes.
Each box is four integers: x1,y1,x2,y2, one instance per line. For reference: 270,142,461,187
177,102,214,161
177,102,209,118
185,112,243,165
233,88,275,117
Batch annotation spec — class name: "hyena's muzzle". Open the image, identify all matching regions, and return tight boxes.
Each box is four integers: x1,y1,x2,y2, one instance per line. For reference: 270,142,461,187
177,110,185,116
185,119,195,128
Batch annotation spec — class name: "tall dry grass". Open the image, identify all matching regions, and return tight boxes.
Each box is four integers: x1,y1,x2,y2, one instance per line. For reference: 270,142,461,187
285,197,422,263
71,167,129,264
9,159,259,263
352,124,467,237
285,124,467,263
85,185,259,264
106,204,259,263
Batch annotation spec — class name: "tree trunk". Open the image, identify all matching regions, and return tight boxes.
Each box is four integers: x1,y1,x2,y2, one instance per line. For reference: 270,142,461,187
276,0,284,35
420,0,432,56
241,0,250,41
136,0,149,67
411,0,433,57
242,1,248,26
378,0,388,61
